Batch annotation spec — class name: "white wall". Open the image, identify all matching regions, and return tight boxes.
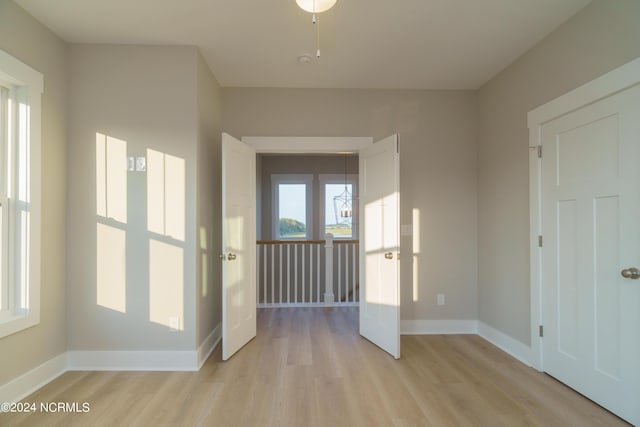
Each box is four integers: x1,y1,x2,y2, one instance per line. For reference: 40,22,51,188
196,52,222,347
67,45,199,351
223,89,478,321
0,1,68,385
477,0,640,345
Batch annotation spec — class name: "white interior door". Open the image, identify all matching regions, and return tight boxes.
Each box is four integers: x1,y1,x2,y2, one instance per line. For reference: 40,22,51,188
359,134,400,359
222,133,256,361
541,85,640,424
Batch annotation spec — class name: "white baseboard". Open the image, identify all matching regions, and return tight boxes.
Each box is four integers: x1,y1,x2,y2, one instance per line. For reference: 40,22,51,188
401,319,478,335
67,350,199,372
197,322,221,368
0,353,67,403
477,321,532,367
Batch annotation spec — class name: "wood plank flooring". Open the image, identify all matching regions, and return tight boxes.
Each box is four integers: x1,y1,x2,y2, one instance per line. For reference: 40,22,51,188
0,307,629,426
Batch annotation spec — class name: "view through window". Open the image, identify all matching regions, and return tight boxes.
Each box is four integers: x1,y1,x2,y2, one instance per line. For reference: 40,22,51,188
278,183,307,239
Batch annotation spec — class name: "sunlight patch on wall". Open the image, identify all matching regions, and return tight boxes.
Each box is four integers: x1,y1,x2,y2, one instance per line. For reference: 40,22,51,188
149,238,184,330
200,227,208,298
412,208,420,303
147,148,185,241
96,132,127,222
96,223,126,313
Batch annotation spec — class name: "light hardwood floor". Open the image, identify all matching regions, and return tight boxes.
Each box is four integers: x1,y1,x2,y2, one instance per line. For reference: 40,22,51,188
0,307,629,426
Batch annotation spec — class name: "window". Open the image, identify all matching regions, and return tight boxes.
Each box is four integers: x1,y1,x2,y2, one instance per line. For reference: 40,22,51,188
320,174,357,239
272,174,312,240
0,50,43,338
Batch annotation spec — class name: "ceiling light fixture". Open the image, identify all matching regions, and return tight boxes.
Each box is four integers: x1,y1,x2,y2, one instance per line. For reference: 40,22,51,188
296,0,337,13
296,0,337,59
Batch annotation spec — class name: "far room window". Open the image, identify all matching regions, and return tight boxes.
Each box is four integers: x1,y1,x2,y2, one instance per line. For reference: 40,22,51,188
320,174,357,239
0,50,43,338
272,174,312,240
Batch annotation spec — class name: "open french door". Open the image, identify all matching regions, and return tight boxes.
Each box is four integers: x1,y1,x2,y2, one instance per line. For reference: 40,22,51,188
359,134,400,359
221,133,256,360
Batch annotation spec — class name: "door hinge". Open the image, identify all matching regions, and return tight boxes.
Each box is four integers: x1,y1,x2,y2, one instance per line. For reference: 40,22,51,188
537,145,542,158
538,235,543,247
539,325,544,337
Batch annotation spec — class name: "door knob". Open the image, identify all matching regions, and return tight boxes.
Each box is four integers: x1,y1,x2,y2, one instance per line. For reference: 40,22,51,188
384,252,394,260
621,267,640,279
227,253,237,261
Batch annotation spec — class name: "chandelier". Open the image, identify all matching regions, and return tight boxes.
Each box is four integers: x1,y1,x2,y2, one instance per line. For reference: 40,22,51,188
333,154,353,224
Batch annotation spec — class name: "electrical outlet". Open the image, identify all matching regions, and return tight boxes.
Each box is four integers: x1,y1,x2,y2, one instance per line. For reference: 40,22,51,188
437,294,445,306
169,316,180,331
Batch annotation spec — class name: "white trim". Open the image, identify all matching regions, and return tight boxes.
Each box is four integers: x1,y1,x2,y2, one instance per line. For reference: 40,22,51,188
528,57,640,127
0,50,43,339
197,322,221,368
67,350,199,372
477,322,532,367
527,57,640,371
0,353,66,403
400,319,478,335
0,50,44,93
242,136,372,154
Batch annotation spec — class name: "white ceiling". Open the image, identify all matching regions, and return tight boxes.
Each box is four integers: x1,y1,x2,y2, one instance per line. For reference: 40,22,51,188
15,0,592,89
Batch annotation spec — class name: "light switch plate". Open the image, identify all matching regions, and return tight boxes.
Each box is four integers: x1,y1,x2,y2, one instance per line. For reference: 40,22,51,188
135,157,146,172
127,157,135,172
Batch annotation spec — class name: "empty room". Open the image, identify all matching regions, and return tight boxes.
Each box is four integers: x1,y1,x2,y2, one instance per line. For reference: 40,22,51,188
0,0,639,425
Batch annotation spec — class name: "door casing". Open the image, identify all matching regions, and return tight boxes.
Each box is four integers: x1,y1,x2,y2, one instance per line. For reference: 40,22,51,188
528,57,640,371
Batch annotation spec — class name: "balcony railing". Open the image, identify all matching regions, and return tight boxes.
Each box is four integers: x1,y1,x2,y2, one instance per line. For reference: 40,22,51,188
256,235,359,307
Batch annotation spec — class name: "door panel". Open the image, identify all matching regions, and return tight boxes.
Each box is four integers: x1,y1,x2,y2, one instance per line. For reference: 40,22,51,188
222,133,256,361
359,134,400,359
541,85,640,424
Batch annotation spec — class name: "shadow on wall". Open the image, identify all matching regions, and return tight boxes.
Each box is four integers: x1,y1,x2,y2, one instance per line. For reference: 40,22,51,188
95,132,186,331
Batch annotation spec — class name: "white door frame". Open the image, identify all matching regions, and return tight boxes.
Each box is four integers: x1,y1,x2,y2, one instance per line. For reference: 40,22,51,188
527,57,640,371
242,136,372,154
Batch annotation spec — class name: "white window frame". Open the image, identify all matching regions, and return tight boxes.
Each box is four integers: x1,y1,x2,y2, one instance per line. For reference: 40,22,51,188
0,50,43,338
319,174,358,240
271,174,312,240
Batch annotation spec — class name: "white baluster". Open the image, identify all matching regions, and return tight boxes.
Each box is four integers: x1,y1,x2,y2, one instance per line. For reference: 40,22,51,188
316,243,320,303
279,244,283,304
324,234,334,304
263,244,267,305
287,244,291,304
352,243,357,303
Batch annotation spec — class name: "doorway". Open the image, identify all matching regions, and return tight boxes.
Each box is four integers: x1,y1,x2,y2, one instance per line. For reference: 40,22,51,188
256,153,359,307
222,135,401,361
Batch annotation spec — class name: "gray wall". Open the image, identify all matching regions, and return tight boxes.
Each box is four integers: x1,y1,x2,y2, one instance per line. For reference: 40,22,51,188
477,0,640,345
67,45,199,350
258,154,358,240
196,52,223,347
0,1,68,384
223,89,479,321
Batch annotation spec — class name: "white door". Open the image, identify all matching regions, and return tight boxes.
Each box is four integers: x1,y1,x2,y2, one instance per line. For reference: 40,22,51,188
541,85,640,424
222,133,257,360
359,134,400,359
